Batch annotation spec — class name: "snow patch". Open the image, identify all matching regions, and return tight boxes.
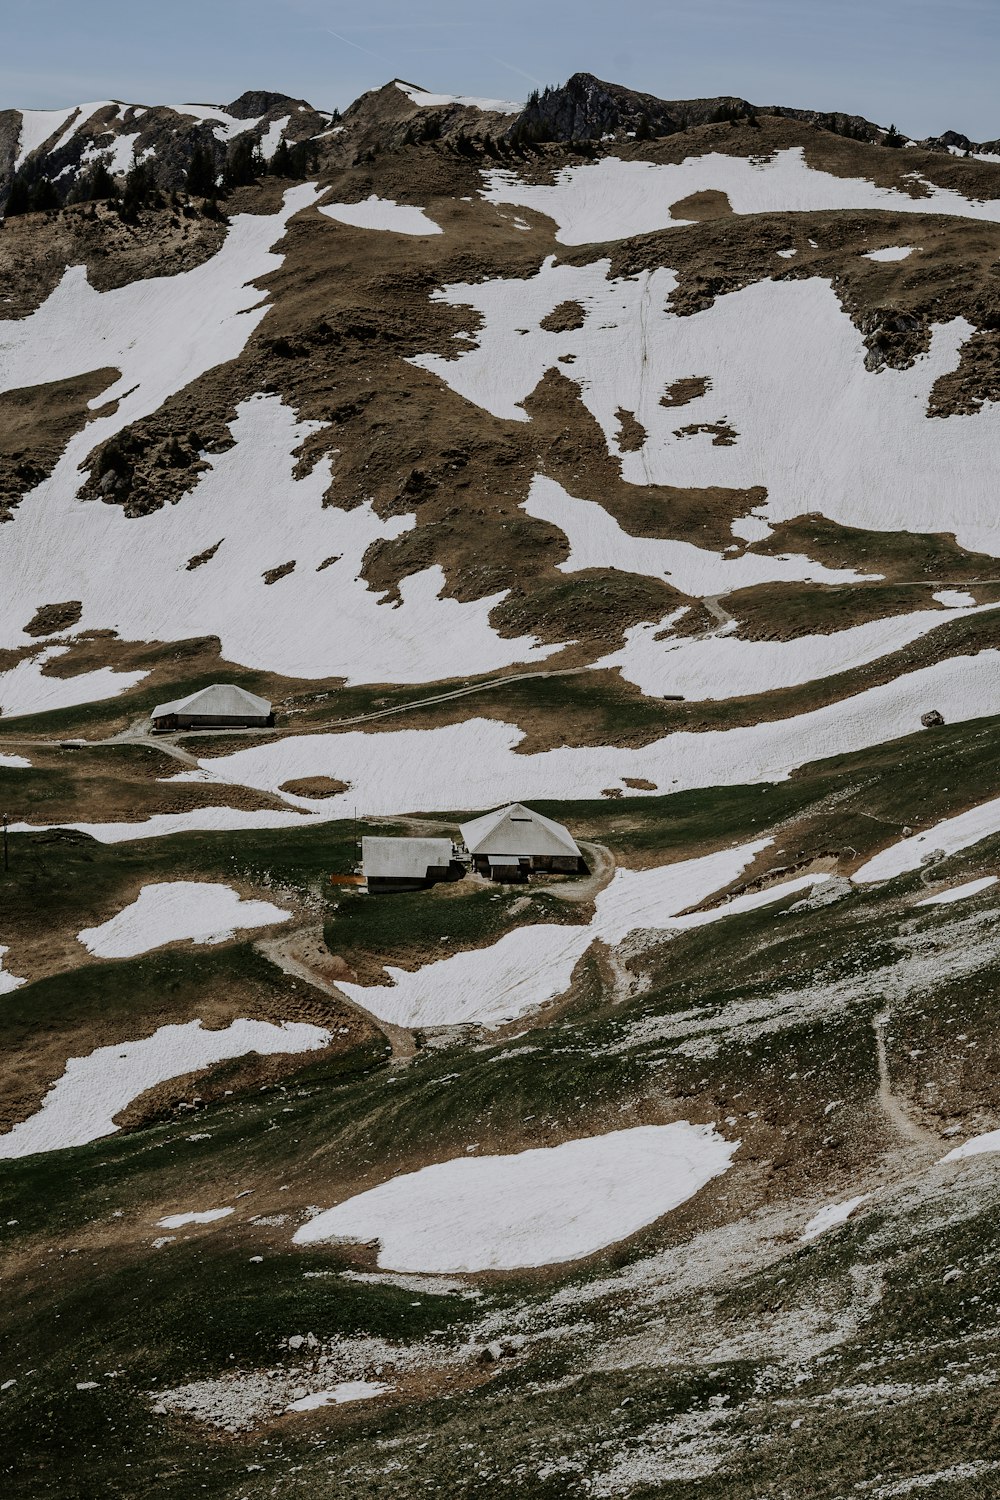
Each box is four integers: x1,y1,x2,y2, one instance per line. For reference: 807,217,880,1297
157,1207,234,1228
941,1129,1000,1162
396,82,521,114
853,793,1000,884
166,103,262,141
524,475,868,598
285,1381,391,1412
337,841,829,1030
0,947,26,996
320,195,442,235
800,1195,869,1241
863,245,914,262
77,881,291,959
0,647,147,719
596,600,997,701
258,116,290,161
293,1122,738,1271
915,876,998,906
0,1019,330,1158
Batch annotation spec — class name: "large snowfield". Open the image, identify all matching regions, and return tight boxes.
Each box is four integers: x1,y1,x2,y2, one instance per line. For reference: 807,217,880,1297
0,392,556,684
156,649,1000,823
293,1122,738,1271
11,645,1000,846
481,147,1000,244
0,393,554,687
414,262,1000,557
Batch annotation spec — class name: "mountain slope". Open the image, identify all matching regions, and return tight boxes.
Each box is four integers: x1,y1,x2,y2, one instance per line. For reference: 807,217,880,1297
4,72,1000,1500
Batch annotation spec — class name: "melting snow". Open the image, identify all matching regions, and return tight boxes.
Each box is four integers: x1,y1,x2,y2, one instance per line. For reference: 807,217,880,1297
523,476,869,597
13,103,114,169
0,646,148,719
258,115,290,161
597,600,997,700
396,82,521,113
155,650,1000,828
800,1195,870,1241
915,876,998,906
863,245,914,261
941,1129,1000,1162
79,131,140,177
157,1207,234,1228
337,841,829,1030
320,195,442,235
0,1018,330,1158
0,754,31,769
286,1381,391,1411
481,148,1000,245
77,881,291,959
0,394,555,681
293,1122,738,1271
0,947,26,996
0,185,318,442
165,103,262,141
933,589,976,608
853,793,1000,884
413,262,1000,557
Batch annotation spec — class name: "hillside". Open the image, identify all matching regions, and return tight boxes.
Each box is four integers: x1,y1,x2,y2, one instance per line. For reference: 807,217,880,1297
4,71,1000,1499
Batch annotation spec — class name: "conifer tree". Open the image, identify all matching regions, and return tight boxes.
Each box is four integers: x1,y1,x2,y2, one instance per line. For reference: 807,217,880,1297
268,139,293,177
88,161,118,200
185,144,218,197
222,137,264,190
29,177,60,212
4,175,32,215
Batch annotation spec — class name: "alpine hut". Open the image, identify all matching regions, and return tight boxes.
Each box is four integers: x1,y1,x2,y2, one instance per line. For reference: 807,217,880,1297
459,803,585,880
362,836,460,894
150,684,273,732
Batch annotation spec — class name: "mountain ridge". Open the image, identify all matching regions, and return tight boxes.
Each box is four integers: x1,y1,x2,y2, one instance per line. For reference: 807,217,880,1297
4,70,1000,213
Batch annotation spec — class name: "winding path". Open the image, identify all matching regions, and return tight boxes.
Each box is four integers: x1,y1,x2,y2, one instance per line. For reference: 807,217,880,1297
256,921,416,1064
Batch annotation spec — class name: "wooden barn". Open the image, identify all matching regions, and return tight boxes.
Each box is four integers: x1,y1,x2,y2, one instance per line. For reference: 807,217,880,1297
459,803,585,880
362,836,460,893
151,684,273,732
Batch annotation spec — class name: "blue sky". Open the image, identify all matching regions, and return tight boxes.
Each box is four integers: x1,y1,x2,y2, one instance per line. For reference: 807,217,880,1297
4,0,999,139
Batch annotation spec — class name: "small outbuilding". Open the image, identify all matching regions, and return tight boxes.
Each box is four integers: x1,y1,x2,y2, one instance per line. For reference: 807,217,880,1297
151,684,273,733
362,836,460,893
459,803,585,880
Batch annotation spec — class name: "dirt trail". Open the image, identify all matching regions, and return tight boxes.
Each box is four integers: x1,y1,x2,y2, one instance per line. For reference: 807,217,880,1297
549,841,616,903
701,593,734,630
257,921,416,1064
873,1010,939,1148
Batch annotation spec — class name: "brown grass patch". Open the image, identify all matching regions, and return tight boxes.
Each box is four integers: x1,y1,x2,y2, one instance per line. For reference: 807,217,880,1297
280,776,350,798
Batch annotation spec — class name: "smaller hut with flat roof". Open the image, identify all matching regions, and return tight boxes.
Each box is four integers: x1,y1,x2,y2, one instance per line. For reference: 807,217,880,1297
362,836,460,893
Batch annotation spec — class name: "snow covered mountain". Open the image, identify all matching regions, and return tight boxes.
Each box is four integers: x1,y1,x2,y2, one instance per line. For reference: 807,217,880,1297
4,71,1000,1500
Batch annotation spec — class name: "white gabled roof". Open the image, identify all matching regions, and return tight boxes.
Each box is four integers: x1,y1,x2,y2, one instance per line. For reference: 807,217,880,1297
151,683,272,720
362,837,454,881
459,803,581,859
